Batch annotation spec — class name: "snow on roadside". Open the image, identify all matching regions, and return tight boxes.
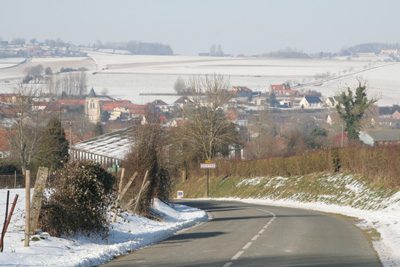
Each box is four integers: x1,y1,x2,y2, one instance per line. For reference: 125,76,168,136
0,189,208,267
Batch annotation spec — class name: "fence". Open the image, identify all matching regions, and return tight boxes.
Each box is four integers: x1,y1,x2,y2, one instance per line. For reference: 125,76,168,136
0,174,36,189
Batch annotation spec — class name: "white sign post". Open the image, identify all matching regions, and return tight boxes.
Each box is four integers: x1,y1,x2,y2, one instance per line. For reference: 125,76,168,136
200,162,216,197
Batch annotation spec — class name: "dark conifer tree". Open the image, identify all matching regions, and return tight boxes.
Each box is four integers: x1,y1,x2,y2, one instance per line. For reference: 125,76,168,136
336,82,377,140
36,117,69,172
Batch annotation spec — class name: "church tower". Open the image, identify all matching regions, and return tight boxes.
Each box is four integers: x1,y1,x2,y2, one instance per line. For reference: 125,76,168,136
85,88,101,124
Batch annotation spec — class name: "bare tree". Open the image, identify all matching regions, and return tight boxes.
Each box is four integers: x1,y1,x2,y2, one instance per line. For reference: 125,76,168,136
76,71,88,96
59,71,87,96
173,76,187,95
177,74,239,162
4,82,48,174
24,64,44,83
246,111,276,159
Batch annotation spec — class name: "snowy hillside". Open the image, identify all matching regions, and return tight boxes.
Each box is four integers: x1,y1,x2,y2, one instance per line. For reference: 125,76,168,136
1,54,400,105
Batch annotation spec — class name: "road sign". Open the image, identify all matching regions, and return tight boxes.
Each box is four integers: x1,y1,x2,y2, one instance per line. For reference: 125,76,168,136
177,191,184,198
205,160,211,163
200,163,216,169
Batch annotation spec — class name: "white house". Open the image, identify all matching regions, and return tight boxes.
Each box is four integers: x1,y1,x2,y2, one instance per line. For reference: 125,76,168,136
299,96,324,108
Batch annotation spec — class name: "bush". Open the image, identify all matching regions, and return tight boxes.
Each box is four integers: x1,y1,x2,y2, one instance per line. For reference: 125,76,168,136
39,161,116,237
123,124,171,216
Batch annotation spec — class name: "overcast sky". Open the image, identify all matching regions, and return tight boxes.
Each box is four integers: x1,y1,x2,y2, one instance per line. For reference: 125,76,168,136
0,0,399,56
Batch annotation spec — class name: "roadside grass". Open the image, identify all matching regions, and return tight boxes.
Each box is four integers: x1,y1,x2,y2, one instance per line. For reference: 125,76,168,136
172,172,398,211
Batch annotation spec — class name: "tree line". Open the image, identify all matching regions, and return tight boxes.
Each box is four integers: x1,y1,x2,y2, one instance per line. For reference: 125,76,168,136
95,40,173,55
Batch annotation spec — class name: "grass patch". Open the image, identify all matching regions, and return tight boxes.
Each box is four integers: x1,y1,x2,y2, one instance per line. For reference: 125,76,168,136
172,172,399,211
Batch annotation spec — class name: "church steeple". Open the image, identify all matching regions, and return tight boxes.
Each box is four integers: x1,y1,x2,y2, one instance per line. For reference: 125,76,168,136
88,88,97,98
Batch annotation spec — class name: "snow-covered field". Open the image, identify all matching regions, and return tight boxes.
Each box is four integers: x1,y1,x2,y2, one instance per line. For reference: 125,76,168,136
1,53,399,105
0,189,208,267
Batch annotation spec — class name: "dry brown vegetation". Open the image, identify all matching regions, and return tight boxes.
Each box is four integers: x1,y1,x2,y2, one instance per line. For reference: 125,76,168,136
186,145,400,188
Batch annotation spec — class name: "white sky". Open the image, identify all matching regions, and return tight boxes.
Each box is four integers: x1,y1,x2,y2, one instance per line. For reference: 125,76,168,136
0,0,399,56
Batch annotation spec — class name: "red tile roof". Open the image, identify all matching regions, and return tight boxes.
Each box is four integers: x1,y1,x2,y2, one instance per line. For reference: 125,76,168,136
270,84,288,90
152,99,169,106
0,129,10,151
130,110,146,114
232,86,252,92
159,115,169,123
58,100,86,105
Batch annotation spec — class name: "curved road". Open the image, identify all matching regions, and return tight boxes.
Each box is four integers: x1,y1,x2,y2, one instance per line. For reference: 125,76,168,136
102,200,381,267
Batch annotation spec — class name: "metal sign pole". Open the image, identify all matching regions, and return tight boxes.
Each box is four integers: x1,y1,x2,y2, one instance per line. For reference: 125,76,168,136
207,169,209,197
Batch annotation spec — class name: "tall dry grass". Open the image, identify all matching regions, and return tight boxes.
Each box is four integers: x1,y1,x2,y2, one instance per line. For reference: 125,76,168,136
195,145,400,188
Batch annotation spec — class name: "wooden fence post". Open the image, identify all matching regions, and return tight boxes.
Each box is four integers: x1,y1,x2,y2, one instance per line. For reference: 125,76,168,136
113,168,125,223
25,170,30,247
30,167,49,235
133,170,149,215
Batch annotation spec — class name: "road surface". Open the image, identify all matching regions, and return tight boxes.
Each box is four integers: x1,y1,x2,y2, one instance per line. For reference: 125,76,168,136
102,200,381,267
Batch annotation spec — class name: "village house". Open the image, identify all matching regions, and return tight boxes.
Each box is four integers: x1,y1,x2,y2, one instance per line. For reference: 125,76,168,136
269,84,298,97
299,96,324,108
151,99,169,113
326,114,339,125
359,129,400,146
174,96,191,107
392,110,400,120
325,96,340,107
252,95,267,106
230,86,253,99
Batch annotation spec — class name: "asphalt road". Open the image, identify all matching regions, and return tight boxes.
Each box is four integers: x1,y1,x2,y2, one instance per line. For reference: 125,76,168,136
102,200,381,267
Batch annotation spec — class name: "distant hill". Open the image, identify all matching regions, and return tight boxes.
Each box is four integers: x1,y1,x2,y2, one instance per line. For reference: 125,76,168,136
341,42,400,55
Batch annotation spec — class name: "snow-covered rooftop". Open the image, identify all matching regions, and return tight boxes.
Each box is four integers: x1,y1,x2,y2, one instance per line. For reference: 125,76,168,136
72,127,134,160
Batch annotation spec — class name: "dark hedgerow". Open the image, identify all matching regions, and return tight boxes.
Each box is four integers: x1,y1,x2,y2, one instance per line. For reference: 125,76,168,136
39,161,116,237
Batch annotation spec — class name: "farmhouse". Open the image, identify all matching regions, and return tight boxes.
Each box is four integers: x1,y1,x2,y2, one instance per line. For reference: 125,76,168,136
299,96,324,108
151,99,169,112
230,86,253,98
325,96,340,107
269,84,298,97
392,110,400,120
359,129,400,146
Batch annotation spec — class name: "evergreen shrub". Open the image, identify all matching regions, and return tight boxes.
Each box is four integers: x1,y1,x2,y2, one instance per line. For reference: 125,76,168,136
39,161,116,237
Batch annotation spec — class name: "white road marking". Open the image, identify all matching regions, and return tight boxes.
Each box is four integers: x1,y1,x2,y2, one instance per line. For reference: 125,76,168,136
222,209,277,266
232,251,244,260
243,242,253,250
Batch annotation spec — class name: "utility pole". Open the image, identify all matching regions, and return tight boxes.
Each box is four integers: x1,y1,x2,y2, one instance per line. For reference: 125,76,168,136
341,124,344,147
69,121,72,147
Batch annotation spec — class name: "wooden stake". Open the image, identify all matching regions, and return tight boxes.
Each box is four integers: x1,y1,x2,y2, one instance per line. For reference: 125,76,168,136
25,170,30,247
133,171,148,215
119,172,138,201
0,194,19,252
113,168,125,223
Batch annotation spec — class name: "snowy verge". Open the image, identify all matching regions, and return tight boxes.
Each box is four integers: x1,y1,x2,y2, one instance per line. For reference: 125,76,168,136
0,189,208,267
